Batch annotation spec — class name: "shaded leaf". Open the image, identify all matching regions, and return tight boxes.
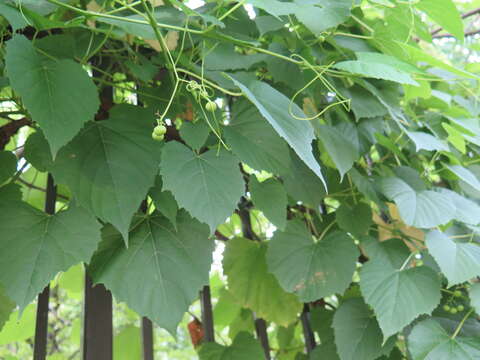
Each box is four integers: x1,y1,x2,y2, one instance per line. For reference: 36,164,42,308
5,35,99,155
426,230,480,286
267,220,358,302
249,176,287,230
52,105,161,241
160,141,244,233
0,151,16,184
224,100,291,174
336,202,372,237
0,202,101,310
149,177,178,228
228,74,325,188
380,177,455,228
0,285,14,332
408,319,480,360
198,332,264,360
447,165,480,192
316,123,359,179
469,283,480,315
333,298,395,360
90,211,213,334
334,60,418,85
360,238,441,339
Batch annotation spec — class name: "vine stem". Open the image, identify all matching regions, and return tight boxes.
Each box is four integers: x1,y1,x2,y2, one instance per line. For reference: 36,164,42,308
452,309,473,339
318,221,336,241
46,0,205,34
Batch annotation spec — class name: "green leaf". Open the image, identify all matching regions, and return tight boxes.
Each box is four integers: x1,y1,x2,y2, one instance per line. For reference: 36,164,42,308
346,85,388,120
149,177,178,228
469,283,480,315
408,319,480,360
395,42,478,80
5,0,58,15
415,0,464,40
0,304,36,346
179,120,210,151
223,237,302,326
360,238,441,339
406,131,449,152
113,325,142,360
436,188,480,225
0,151,17,184
280,150,326,208
333,298,395,360
228,74,326,188
267,220,358,302
356,52,424,73
5,35,99,155
334,60,418,85
90,211,213,334
228,308,255,340
213,287,242,329
160,141,244,233
0,201,101,310
249,176,287,230
0,285,14,332
264,43,304,89
0,184,22,203
310,344,339,360
0,3,28,31
447,165,480,192
204,43,266,71
349,168,382,206
316,124,359,179
336,202,373,238
58,264,84,300
198,332,264,360
52,105,161,241
294,0,351,35
23,131,53,172
426,230,480,286
224,100,291,174
380,177,455,228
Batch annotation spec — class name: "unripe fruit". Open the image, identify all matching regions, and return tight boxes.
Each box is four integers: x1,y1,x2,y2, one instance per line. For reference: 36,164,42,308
152,132,164,141
450,308,458,314
457,305,465,312
443,305,450,312
153,125,167,136
205,101,217,112
454,290,462,298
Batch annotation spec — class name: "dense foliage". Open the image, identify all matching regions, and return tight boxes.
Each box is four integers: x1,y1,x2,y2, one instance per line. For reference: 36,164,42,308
0,0,480,358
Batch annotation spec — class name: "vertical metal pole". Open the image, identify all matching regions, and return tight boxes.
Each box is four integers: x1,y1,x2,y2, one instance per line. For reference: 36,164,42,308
82,276,113,360
142,317,154,360
300,304,316,354
200,285,215,343
254,317,271,360
33,174,56,360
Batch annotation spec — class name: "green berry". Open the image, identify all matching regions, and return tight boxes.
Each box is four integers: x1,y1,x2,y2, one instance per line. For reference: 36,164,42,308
450,308,458,314
151,132,164,142
454,290,462,298
153,125,167,136
457,305,465,312
443,305,451,312
205,101,217,112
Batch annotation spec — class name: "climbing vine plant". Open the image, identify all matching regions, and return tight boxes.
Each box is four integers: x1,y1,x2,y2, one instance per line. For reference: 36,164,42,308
0,0,480,358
